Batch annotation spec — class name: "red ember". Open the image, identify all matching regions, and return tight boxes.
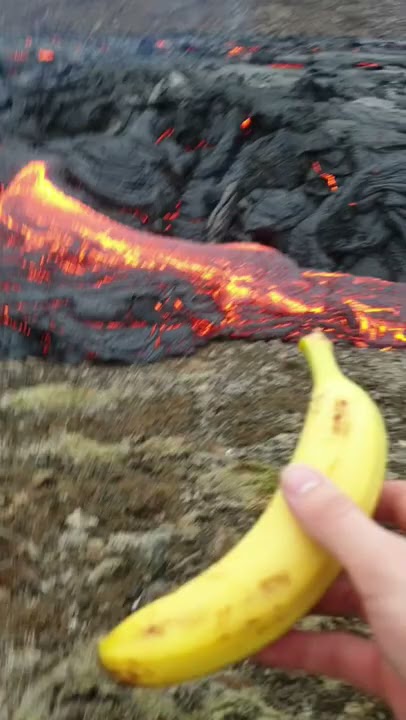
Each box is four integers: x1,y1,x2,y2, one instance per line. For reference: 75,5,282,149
37,48,55,63
270,63,305,70
240,118,252,131
312,161,339,192
228,46,246,58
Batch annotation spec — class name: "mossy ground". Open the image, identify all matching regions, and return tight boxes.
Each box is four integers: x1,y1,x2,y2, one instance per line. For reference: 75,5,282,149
0,340,404,719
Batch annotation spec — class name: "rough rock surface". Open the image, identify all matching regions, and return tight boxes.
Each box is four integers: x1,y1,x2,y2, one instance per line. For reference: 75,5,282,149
0,0,405,39
0,339,404,719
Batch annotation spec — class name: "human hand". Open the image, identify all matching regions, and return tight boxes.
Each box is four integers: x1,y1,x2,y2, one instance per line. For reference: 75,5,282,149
254,465,406,719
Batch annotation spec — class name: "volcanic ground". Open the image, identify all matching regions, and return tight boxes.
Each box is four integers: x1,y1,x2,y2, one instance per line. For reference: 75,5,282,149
2,341,406,720
0,0,406,39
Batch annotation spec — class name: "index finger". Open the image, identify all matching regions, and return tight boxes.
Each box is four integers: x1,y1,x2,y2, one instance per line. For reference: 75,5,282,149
374,480,406,531
312,573,365,619
254,631,386,701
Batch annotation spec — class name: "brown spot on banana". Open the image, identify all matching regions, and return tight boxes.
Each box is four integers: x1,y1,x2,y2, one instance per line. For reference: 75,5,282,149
217,605,232,622
108,665,142,685
259,573,290,594
144,624,164,636
333,399,350,435
245,615,276,636
245,602,286,635
217,632,232,643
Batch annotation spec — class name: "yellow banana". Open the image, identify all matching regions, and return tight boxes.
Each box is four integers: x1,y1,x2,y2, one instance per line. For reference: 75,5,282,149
98,329,387,687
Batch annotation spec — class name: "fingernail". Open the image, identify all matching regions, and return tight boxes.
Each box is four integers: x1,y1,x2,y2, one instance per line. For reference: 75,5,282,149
281,464,324,498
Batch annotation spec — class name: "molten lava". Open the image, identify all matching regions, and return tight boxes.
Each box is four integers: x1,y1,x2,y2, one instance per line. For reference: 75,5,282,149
0,162,405,363
37,48,55,63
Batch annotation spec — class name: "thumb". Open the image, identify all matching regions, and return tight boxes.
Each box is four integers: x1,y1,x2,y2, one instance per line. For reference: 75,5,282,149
280,464,394,599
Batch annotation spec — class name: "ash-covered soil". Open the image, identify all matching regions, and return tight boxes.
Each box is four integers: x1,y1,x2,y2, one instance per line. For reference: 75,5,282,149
0,0,405,38
0,340,404,719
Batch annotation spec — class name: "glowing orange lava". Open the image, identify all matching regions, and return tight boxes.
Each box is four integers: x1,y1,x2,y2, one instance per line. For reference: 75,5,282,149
356,62,382,69
228,46,246,58
240,118,252,131
270,63,305,70
37,48,55,63
312,161,339,192
0,161,405,355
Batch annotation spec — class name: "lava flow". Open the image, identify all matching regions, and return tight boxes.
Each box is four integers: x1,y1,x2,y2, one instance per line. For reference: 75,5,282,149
0,161,405,363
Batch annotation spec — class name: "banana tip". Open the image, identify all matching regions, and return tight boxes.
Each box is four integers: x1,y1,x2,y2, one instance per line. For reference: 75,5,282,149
298,329,339,385
298,328,327,352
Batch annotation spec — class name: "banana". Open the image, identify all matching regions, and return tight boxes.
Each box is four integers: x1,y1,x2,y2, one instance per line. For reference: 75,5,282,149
98,329,387,687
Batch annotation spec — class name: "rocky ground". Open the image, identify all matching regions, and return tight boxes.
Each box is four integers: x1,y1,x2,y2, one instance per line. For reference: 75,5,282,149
0,339,405,719
0,0,405,38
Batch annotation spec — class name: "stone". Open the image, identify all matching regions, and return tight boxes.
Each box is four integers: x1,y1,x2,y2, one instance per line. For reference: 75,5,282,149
40,577,57,594
208,526,238,562
0,586,11,603
32,469,55,487
148,71,190,105
176,512,201,542
87,557,123,586
59,530,89,551
9,647,42,673
106,526,174,576
12,491,29,509
65,508,99,531
86,537,105,563
139,579,172,605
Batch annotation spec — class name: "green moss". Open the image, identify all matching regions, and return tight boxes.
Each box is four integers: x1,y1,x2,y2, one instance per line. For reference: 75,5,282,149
1,383,112,413
138,436,193,459
234,461,279,494
198,461,279,510
132,688,182,720
57,432,130,465
201,685,290,720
